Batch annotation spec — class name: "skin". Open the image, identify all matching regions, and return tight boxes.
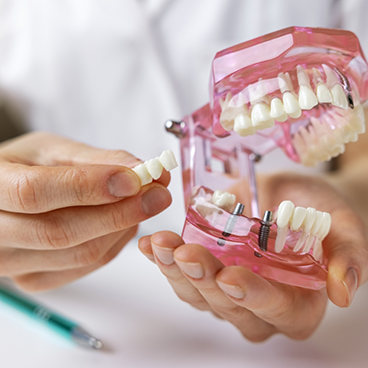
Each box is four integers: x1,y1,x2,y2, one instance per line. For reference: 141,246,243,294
138,108,368,342
0,132,172,291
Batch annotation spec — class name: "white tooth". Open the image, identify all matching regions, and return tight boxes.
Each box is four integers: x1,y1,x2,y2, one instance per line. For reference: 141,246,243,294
310,211,324,236
220,104,248,131
303,207,317,233
283,92,301,117
251,103,275,130
313,239,323,260
291,206,307,231
317,212,332,240
275,226,288,253
350,105,366,134
146,158,164,180
317,84,333,103
312,67,324,85
212,190,236,208
303,234,315,253
132,163,153,186
276,200,295,228
322,64,339,86
219,92,232,110
270,98,288,122
297,65,311,87
331,84,348,109
298,86,318,110
219,117,234,131
294,231,309,252
159,150,178,171
234,113,256,136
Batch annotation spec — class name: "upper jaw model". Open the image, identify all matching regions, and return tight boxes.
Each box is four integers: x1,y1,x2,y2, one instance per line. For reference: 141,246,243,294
166,27,368,290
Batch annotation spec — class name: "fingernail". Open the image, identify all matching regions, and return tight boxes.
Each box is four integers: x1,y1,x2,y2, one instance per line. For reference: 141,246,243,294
108,172,140,197
216,281,245,299
152,243,174,265
343,267,358,306
141,186,171,216
175,260,204,279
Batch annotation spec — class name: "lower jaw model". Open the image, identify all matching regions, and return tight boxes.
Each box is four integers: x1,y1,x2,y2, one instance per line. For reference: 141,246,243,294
165,27,368,290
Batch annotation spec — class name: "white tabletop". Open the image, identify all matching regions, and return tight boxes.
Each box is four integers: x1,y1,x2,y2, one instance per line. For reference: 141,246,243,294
0,239,367,368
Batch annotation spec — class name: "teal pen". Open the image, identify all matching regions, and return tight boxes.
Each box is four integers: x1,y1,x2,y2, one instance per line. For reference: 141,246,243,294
0,284,103,349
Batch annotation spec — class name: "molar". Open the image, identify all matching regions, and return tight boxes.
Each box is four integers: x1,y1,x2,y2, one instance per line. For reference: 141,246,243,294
234,113,255,136
251,103,275,130
212,190,236,209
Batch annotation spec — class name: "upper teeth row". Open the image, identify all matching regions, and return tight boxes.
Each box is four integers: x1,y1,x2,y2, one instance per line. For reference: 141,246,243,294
275,200,331,261
219,64,351,137
132,150,178,186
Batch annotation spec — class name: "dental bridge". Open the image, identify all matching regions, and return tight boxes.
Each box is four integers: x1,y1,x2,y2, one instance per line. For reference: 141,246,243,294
165,27,368,290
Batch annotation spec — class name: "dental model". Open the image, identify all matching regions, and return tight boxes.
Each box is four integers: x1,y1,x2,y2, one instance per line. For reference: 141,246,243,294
165,27,368,290
132,150,178,186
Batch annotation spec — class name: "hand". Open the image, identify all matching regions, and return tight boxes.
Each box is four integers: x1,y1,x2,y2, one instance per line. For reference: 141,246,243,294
138,172,368,341
0,132,172,291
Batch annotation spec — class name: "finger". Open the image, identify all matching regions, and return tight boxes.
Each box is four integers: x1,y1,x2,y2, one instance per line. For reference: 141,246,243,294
324,208,368,307
0,227,137,276
139,231,212,312
0,162,142,213
215,266,327,340
1,132,142,167
3,184,171,250
138,235,156,263
13,225,137,292
173,244,277,342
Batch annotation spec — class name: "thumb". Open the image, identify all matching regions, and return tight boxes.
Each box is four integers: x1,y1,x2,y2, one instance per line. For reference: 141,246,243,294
325,210,368,307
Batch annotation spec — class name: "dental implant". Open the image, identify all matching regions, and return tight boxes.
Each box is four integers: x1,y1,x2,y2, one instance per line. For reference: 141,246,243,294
217,203,245,246
257,210,273,253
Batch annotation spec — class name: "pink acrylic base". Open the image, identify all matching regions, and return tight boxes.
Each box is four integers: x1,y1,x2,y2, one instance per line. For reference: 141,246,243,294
182,188,327,290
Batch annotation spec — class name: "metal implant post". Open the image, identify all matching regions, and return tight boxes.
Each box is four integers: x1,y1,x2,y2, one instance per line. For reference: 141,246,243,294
165,120,187,138
217,203,245,246
258,211,273,252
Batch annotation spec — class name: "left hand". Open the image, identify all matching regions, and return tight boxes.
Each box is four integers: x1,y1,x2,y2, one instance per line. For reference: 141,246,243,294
138,172,368,341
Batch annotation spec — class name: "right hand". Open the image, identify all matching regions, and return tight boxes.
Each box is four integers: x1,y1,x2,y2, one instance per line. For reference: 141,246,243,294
0,132,172,291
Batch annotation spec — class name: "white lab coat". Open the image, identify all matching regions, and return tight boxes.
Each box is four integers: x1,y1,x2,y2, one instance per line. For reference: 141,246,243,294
0,0,367,234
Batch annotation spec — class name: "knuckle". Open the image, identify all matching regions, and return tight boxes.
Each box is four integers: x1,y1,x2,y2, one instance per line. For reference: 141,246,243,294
108,204,127,231
73,242,102,267
9,170,39,213
34,215,73,249
177,295,209,311
60,167,95,205
212,305,245,321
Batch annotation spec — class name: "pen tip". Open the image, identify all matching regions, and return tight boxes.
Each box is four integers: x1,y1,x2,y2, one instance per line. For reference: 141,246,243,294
89,338,103,350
